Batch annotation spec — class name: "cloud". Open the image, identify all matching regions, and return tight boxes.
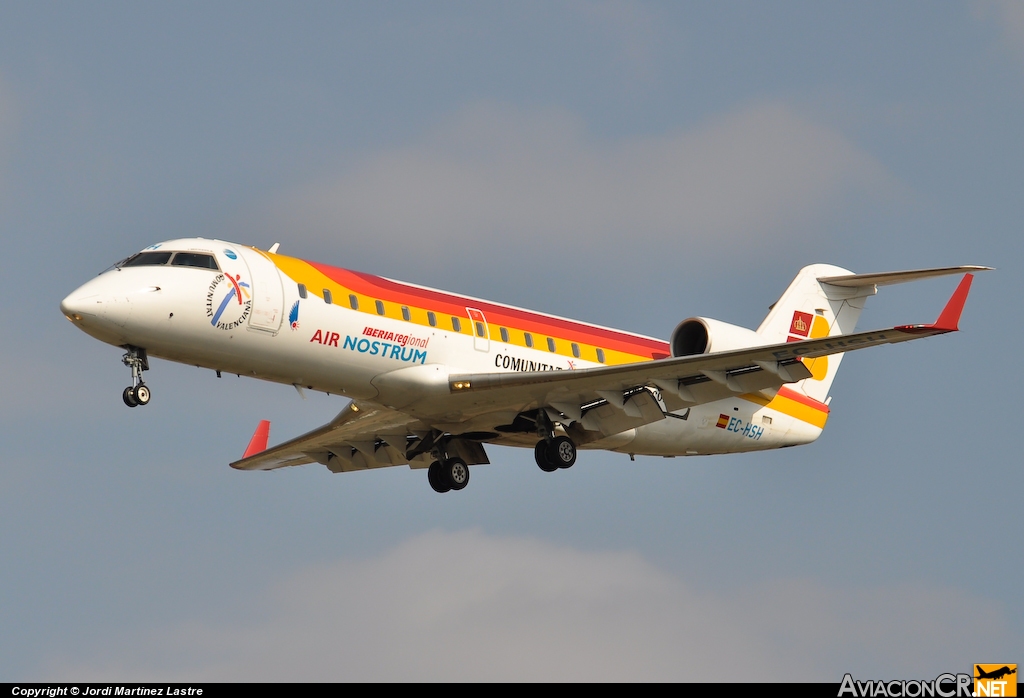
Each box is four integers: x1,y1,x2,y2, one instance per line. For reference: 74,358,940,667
248,101,897,275
46,529,1012,682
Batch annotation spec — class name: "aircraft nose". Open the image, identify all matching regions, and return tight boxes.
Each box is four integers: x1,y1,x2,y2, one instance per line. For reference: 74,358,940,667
60,288,97,322
60,290,90,320
60,280,131,328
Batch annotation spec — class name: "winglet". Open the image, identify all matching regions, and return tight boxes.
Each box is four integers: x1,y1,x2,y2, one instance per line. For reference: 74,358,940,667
932,273,974,331
894,273,975,334
243,420,271,458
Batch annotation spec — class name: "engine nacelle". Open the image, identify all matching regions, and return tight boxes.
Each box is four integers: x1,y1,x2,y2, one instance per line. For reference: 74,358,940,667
670,317,766,356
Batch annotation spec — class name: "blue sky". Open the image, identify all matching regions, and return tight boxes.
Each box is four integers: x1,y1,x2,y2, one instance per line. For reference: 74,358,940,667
1,2,1021,680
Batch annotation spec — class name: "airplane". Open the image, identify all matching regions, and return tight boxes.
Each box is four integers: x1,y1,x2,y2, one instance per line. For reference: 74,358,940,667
59,238,989,493
976,666,1017,681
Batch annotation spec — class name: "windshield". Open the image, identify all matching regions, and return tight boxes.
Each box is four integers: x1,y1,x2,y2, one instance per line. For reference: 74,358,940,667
121,252,173,267
115,251,220,271
171,252,219,269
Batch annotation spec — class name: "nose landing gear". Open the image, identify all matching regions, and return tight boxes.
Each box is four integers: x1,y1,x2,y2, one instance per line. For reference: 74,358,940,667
121,346,151,407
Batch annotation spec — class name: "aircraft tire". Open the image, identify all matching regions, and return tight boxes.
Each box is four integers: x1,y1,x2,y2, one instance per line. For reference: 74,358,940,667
535,441,559,472
123,386,138,408
444,457,470,491
133,383,151,406
551,436,577,469
428,461,451,493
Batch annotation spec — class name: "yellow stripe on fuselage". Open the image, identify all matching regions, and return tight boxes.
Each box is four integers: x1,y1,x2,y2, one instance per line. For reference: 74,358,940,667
742,389,829,429
265,250,653,366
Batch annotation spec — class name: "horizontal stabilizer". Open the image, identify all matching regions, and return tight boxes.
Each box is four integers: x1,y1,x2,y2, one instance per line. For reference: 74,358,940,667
818,265,991,288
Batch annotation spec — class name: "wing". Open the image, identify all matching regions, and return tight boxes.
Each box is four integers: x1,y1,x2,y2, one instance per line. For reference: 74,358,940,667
231,401,431,472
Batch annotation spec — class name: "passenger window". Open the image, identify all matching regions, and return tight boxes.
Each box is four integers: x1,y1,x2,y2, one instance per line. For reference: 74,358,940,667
451,317,462,333
121,252,172,267
499,327,509,343
427,311,436,327
402,306,411,321
323,289,333,305
349,294,358,310
375,300,385,316
524,332,533,348
571,343,580,358
596,348,606,364
171,252,219,270
475,321,485,338
298,284,307,299
547,337,556,352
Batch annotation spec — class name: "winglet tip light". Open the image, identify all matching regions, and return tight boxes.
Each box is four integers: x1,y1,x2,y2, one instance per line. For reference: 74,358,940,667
243,420,271,458
932,273,974,332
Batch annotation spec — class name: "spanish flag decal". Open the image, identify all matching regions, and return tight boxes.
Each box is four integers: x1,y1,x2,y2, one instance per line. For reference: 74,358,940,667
716,414,730,429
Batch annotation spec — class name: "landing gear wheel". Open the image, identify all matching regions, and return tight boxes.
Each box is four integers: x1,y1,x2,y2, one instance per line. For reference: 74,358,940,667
133,383,151,406
535,441,558,472
428,461,451,493
444,457,470,491
121,347,151,408
551,436,576,469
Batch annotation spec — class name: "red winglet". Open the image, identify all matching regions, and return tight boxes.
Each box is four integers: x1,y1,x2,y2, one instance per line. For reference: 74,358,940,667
894,274,975,334
931,273,974,331
243,420,271,458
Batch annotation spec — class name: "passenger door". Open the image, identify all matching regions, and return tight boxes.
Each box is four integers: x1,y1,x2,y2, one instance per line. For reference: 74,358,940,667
240,248,285,334
466,307,490,352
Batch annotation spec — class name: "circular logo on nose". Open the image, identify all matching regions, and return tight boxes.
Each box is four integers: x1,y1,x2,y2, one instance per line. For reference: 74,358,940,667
223,249,238,260
206,273,251,330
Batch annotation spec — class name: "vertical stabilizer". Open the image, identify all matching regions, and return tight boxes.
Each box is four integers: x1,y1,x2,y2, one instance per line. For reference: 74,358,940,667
756,264,873,403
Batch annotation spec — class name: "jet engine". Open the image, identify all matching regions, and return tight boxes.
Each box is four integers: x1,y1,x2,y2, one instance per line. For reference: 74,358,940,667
670,317,767,356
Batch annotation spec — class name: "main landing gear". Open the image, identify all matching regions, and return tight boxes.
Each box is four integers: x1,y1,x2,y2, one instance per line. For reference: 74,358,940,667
533,410,577,472
121,346,151,408
427,457,470,493
535,436,577,472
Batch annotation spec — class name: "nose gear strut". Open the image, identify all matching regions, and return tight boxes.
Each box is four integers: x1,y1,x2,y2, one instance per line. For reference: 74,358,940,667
121,346,151,407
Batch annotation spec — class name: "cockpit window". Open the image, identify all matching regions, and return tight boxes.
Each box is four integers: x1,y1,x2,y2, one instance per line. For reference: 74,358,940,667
121,252,173,267
171,252,219,270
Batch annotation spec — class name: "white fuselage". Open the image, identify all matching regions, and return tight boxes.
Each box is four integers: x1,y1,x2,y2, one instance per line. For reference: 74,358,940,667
61,238,825,459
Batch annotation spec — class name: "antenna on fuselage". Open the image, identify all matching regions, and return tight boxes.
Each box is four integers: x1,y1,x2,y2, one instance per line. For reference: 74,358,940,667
268,243,281,254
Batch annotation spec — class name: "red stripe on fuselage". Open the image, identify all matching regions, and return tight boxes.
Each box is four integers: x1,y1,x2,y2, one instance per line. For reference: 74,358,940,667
776,386,830,413
307,261,670,359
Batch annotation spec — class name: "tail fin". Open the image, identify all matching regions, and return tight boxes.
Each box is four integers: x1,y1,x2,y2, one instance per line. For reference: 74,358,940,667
757,264,990,403
756,264,864,403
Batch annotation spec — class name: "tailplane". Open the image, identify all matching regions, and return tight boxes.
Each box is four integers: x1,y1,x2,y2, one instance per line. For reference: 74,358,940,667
756,264,989,403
